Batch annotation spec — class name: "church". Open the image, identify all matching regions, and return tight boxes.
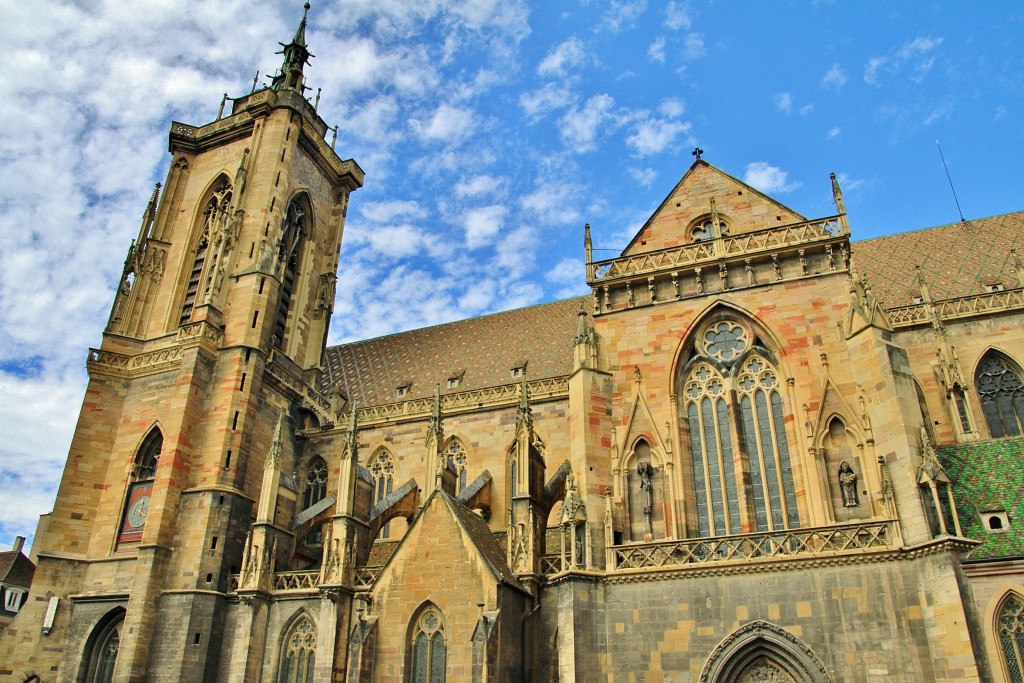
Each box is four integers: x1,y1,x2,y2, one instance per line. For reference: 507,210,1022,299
2,6,1023,683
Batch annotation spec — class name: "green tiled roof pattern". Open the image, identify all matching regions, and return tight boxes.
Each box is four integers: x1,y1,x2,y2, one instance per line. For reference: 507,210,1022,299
853,210,1024,309
323,296,590,407
938,436,1024,560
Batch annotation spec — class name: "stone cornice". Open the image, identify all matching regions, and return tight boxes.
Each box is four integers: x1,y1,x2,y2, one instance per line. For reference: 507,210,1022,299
86,321,223,379
887,287,1024,329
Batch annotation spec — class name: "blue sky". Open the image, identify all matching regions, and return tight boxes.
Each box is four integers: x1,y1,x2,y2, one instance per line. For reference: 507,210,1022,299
1,0,1022,551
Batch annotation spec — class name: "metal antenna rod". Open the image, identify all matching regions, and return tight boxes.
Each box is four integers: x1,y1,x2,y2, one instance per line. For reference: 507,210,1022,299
936,140,965,223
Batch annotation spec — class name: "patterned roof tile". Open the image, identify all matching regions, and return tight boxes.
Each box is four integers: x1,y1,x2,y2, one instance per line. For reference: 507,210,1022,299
938,436,1024,561
852,210,1024,309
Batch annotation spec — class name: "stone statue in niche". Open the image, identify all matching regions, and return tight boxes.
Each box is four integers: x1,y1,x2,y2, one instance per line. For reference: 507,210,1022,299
637,460,654,536
839,461,859,507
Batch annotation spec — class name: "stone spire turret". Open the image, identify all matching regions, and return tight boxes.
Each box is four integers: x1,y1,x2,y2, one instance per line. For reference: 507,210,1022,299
272,2,314,93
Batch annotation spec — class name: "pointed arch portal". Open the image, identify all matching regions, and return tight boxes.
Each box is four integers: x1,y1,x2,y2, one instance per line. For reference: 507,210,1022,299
700,621,832,683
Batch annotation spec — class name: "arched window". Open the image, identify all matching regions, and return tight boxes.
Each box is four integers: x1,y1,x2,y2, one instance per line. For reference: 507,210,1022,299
998,594,1024,682
408,605,447,683
134,429,162,481
977,352,1024,438
120,428,162,543
691,216,727,242
681,319,800,537
443,439,468,493
79,610,124,683
181,177,231,325
369,449,394,539
272,197,308,350
280,615,317,683
302,458,328,510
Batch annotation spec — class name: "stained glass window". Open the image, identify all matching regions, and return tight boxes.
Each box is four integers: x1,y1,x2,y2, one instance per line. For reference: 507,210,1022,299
303,458,328,509
280,616,316,683
977,354,1024,438
410,606,446,683
444,440,469,492
82,612,123,683
999,595,1024,682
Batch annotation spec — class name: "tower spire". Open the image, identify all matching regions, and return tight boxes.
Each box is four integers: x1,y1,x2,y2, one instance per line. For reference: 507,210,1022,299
272,2,314,93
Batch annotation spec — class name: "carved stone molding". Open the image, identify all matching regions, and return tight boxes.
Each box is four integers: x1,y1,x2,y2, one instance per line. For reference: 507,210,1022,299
888,287,1024,328
87,346,184,379
699,620,833,683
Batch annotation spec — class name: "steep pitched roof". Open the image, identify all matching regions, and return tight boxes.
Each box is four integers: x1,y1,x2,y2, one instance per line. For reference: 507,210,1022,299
939,436,1024,561
621,160,808,257
0,549,34,589
852,210,1024,309
323,296,590,406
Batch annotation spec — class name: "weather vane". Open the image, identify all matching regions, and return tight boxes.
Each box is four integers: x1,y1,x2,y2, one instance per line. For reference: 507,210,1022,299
692,147,704,161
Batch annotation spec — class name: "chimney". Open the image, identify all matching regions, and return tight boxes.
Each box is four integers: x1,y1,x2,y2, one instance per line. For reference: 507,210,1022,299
12,536,25,554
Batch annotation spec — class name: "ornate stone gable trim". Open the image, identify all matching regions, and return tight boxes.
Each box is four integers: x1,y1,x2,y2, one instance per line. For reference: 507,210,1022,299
887,286,1024,328
699,620,833,683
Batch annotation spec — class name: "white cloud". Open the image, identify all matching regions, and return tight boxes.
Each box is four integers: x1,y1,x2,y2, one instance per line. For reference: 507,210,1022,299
648,36,666,64
462,205,509,249
827,127,841,139
546,257,583,285
519,83,575,121
454,175,506,198
865,36,944,85
774,92,793,114
743,162,802,193
600,0,648,32
683,33,706,59
664,1,692,30
628,166,658,187
360,200,428,223
520,180,583,225
658,98,685,118
821,63,847,90
538,37,588,78
627,118,691,156
559,93,618,152
409,103,478,143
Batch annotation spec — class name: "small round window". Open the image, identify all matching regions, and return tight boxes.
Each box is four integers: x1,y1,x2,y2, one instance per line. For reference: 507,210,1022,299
701,321,749,363
692,218,727,242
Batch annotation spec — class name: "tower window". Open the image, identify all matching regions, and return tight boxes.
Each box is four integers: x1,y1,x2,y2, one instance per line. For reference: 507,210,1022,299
272,197,308,350
302,458,328,510
181,178,232,325
976,352,1024,438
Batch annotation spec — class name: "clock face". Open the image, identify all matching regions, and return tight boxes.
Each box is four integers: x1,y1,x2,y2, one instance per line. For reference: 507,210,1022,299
127,495,151,528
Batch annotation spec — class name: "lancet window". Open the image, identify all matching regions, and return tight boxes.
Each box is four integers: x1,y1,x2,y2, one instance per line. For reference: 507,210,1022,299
134,429,162,481
279,616,317,683
443,439,468,492
81,609,124,683
180,178,231,325
370,449,394,538
119,428,162,544
409,605,447,683
976,352,1024,438
681,319,800,537
272,197,307,350
302,458,328,510
998,594,1024,682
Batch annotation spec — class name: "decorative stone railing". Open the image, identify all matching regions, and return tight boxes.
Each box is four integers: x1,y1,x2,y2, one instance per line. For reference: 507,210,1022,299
351,376,570,427
540,554,565,575
588,216,843,285
887,287,1024,329
272,571,320,592
354,566,383,589
609,520,893,572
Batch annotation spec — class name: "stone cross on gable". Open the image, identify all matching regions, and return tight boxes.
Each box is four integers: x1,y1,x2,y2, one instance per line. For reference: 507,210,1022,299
692,147,704,161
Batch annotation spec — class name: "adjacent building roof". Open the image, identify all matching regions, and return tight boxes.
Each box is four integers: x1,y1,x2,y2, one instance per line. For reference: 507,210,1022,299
938,436,1024,561
323,296,590,406
0,548,34,590
853,210,1024,309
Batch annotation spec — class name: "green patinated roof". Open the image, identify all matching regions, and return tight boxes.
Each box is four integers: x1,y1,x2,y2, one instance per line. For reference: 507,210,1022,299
938,436,1024,561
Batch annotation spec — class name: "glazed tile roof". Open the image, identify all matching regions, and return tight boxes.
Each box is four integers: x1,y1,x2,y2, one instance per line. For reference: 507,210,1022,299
939,436,1024,561
323,296,590,407
852,210,1024,309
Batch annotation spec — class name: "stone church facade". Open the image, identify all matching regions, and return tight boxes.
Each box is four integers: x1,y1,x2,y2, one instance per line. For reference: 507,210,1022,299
3,10,1024,683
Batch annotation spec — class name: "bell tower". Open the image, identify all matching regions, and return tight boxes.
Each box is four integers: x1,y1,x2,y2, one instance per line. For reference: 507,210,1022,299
2,4,364,681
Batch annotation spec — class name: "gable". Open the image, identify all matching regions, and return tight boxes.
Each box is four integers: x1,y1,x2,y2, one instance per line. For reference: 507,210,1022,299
622,161,808,257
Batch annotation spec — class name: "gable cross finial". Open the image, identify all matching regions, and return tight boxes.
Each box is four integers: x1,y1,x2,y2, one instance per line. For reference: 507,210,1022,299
692,147,704,162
